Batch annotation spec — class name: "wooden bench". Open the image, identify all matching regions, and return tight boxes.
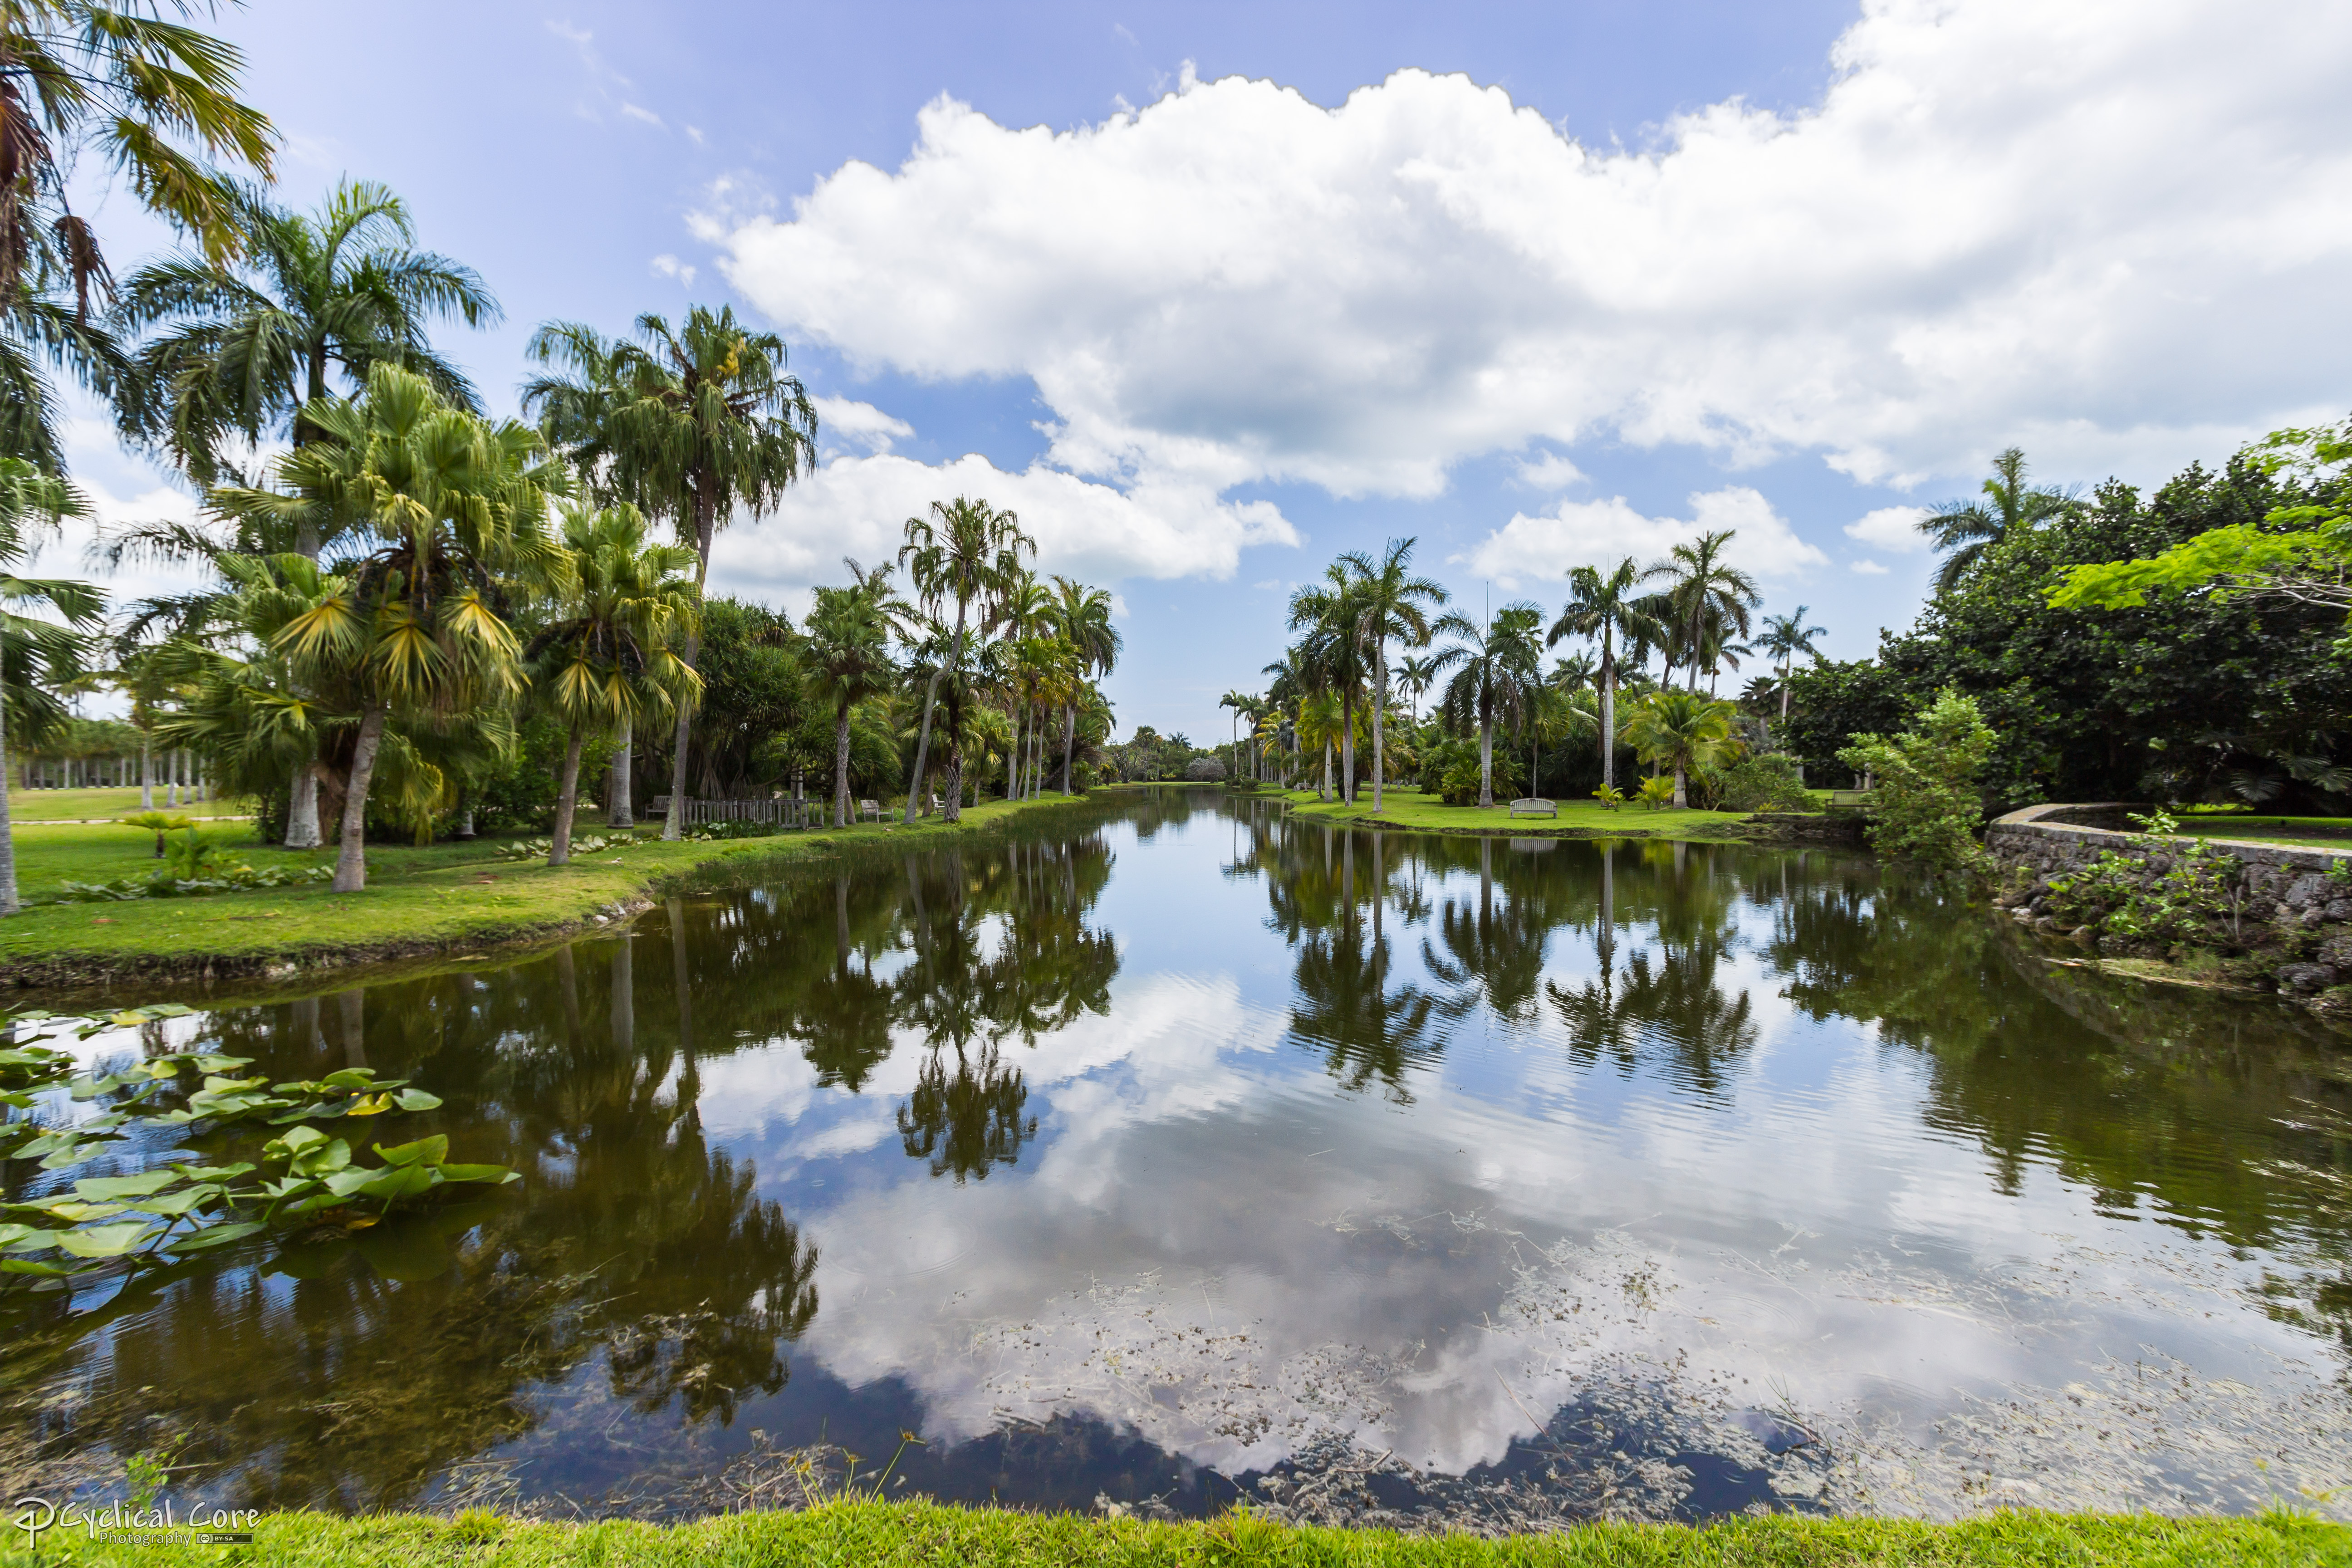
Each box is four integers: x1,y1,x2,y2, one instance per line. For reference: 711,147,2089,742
1508,798,1558,818
1827,789,1876,811
859,798,881,822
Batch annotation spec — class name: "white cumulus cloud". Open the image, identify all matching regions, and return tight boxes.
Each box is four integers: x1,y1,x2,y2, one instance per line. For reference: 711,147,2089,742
1850,559,1891,575
712,0,2352,522
1843,505,1932,552
1459,486,1829,590
810,396,914,456
707,451,1295,609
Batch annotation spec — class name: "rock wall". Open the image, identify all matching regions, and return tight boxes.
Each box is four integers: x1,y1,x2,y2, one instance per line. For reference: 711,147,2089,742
1987,803,2352,1003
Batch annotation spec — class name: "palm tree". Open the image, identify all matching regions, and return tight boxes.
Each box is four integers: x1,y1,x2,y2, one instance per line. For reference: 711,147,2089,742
1337,537,1446,814
264,364,569,891
1546,558,1663,794
1053,575,1117,794
1287,566,1371,804
0,460,102,913
526,503,701,866
1919,447,2076,595
1622,689,1737,808
1396,653,1439,724
523,307,818,840
1429,601,1544,808
1645,529,1758,692
1755,607,1827,722
1218,689,1251,785
897,497,1032,823
115,179,498,490
0,0,274,471
804,560,901,827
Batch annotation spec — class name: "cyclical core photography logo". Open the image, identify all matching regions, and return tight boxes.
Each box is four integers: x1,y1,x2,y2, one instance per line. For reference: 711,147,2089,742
13,1493,259,1548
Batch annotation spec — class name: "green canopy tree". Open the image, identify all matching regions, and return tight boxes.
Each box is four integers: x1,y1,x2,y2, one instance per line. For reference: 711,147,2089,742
897,496,1031,823
1622,688,1738,808
526,502,700,866
1429,601,1544,808
523,307,817,840
1339,537,1445,814
1548,558,1663,794
803,560,901,828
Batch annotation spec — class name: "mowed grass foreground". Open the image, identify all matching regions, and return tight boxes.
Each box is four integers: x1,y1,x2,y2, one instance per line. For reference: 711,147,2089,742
0,798,1079,985
11,1501,2345,1567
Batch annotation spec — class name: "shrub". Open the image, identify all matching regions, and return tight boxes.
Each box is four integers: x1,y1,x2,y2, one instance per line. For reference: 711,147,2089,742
1184,756,1226,781
1837,688,1996,881
2043,808,2240,945
1713,756,1811,813
1636,775,1678,809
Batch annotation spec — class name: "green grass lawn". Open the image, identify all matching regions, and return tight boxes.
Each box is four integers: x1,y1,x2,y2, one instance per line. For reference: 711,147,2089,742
0,797,1081,988
5,784,249,822
2171,813,2352,848
14,1500,2342,1567
1269,788,1764,839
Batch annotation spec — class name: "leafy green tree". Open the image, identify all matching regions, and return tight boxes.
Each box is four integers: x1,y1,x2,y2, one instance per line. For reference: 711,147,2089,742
897,496,1031,822
1621,688,1736,808
1287,565,1372,802
1338,537,1445,813
1644,528,1757,690
526,503,699,865
0,0,274,470
0,460,102,912
1838,688,1996,881
1548,558,1664,794
1920,446,2078,596
1755,605,1826,723
523,307,817,839
1052,574,1117,793
1429,601,1543,808
115,179,497,489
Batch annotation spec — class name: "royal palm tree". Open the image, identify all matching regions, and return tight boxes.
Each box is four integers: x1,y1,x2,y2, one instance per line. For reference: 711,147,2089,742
1396,652,1438,724
1287,566,1372,803
1919,447,2076,595
523,307,817,840
804,560,901,828
1546,558,1663,794
1053,574,1117,793
1645,529,1758,692
897,496,1032,823
1,0,274,471
1755,607,1827,721
115,179,497,490
527,502,701,866
1338,537,1446,813
1218,689,1251,785
1622,688,1738,808
1429,601,1544,808
0,460,102,913
264,364,570,891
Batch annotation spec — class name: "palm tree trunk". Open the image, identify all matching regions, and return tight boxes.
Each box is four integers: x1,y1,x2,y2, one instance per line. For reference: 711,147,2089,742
331,702,388,893
140,735,152,811
548,726,587,867
285,766,322,848
1371,642,1387,813
1322,739,1333,802
1478,708,1495,809
1672,762,1688,809
904,664,945,824
833,703,853,828
1600,667,1617,792
665,493,716,842
611,937,634,1051
1340,691,1356,804
941,601,971,824
0,689,17,916
609,723,633,829
1060,702,1076,794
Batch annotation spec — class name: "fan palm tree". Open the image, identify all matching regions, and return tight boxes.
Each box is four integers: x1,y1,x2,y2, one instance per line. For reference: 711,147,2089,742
1919,446,2076,595
1622,688,1738,808
1429,601,1544,808
1645,529,1758,692
897,496,1032,823
526,502,701,866
1053,574,1117,793
0,459,102,913
1338,537,1446,813
115,179,497,491
1546,558,1663,794
0,0,274,471
523,307,818,839
1755,607,1827,721
804,561,901,827
262,364,570,891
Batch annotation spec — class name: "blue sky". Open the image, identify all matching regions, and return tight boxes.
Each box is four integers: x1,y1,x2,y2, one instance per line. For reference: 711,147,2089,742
58,0,2352,743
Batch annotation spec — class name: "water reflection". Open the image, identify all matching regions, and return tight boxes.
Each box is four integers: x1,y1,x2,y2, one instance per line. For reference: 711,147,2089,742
6,790,2351,1521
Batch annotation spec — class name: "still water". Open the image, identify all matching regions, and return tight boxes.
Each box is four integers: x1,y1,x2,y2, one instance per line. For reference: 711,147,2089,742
8,791,2352,1524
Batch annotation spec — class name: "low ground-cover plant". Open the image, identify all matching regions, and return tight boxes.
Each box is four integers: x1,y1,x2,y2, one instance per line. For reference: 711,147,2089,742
46,827,333,903
0,1006,515,1290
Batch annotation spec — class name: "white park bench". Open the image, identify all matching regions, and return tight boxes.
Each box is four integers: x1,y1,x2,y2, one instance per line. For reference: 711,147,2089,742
859,798,881,821
1508,798,1557,818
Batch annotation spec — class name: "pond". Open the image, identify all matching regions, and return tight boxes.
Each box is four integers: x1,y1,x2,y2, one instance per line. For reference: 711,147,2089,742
8,790,2352,1527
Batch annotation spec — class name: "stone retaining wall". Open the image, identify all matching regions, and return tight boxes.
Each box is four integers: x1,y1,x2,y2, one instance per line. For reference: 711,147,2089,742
1987,803,2352,1001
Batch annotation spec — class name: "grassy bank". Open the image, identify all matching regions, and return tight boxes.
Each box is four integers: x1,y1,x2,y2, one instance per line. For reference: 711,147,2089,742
0,796,1089,992
4,784,248,822
14,1501,2342,1567
1256,787,1769,842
